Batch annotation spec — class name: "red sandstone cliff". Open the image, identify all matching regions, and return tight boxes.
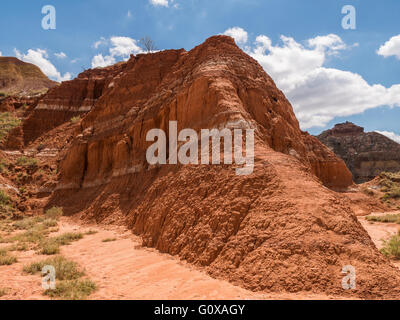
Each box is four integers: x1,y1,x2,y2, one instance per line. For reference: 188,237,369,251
40,36,400,298
19,62,127,146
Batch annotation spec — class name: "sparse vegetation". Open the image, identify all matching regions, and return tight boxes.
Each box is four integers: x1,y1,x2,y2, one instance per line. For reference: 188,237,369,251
84,230,98,235
366,214,400,224
70,115,81,124
44,279,97,300
381,232,400,259
0,287,8,296
140,36,157,52
379,172,400,200
23,256,83,279
24,256,96,300
16,156,38,168
45,207,63,219
0,159,8,174
102,238,117,243
0,112,21,143
39,232,84,255
0,189,14,218
0,249,17,266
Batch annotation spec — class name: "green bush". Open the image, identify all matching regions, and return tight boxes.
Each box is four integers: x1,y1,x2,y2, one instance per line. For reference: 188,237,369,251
16,156,38,168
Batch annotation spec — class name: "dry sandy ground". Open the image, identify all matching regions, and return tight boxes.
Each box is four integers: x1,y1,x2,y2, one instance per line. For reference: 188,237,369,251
358,211,400,270
0,217,343,300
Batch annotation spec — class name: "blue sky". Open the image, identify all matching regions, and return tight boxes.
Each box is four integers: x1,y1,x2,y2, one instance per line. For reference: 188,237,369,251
0,0,399,137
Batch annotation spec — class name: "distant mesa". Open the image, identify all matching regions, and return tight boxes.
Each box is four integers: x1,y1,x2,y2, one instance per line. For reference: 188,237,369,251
318,121,400,183
0,56,58,97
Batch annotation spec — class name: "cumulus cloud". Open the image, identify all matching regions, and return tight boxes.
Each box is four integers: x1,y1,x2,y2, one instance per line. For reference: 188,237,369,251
378,34,400,60
226,29,400,129
91,54,116,68
14,48,71,82
91,36,143,68
223,27,248,45
0,51,2,56
376,131,400,144
149,0,170,7
54,52,67,59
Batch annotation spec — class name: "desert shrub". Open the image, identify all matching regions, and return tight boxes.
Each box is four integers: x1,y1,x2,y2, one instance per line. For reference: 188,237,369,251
44,279,96,300
12,216,44,230
381,232,400,259
70,116,81,124
39,232,83,255
0,112,21,142
23,256,84,280
0,249,17,265
102,238,117,243
45,207,63,219
16,156,38,168
0,189,10,205
0,160,8,174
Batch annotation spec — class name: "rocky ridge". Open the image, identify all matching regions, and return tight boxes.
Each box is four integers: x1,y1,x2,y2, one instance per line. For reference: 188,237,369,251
318,122,400,183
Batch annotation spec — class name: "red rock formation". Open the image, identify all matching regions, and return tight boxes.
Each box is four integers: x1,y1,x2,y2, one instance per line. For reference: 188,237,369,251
318,122,400,183
21,62,127,145
47,36,399,298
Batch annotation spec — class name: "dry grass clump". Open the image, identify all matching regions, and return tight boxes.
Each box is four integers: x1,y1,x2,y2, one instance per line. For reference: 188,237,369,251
381,232,400,259
366,214,400,224
23,256,96,300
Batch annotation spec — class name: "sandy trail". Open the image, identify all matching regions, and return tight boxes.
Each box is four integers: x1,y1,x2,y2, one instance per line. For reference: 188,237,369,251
358,211,400,270
1,217,339,300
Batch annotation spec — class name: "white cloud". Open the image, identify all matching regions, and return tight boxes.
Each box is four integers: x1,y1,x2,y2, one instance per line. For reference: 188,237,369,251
376,131,400,144
127,10,132,18
241,31,400,129
150,0,169,7
109,36,142,57
14,48,71,82
223,27,248,46
0,51,2,56
91,54,116,68
93,37,107,49
91,36,143,68
378,34,400,60
54,52,67,59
